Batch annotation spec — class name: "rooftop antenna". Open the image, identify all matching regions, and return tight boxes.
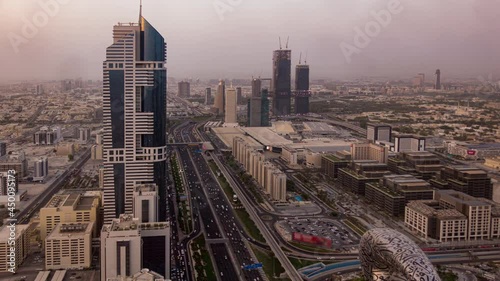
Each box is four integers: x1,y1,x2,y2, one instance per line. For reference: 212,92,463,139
299,52,302,65
286,36,289,49
139,0,143,18
279,37,282,49
305,50,308,64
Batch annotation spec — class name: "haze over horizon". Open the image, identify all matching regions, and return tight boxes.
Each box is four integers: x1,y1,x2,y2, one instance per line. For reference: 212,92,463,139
1,0,499,83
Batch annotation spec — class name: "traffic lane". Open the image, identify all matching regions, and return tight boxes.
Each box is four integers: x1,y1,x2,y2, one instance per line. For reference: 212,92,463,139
211,243,240,281
189,148,263,280
178,148,222,239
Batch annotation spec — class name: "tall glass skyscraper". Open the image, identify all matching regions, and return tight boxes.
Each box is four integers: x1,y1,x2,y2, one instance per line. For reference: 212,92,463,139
271,49,291,116
294,64,310,114
102,12,167,223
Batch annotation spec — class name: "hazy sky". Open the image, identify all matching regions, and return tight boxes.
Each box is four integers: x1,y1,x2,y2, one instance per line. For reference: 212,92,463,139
0,0,499,82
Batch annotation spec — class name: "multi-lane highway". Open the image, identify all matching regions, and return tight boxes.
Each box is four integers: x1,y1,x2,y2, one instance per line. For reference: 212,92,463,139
172,122,265,281
211,153,304,281
15,148,91,224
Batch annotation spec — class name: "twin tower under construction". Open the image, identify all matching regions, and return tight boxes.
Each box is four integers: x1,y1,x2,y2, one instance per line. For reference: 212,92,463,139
271,40,311,116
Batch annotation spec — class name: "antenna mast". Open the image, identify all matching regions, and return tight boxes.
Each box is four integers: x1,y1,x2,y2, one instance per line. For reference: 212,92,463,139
299,52,302,64
279,37,282,49
305,50,308,64
139,0,143,18
286,36,289,49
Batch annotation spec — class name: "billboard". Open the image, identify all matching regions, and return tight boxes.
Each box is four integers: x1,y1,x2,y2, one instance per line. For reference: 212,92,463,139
467,150,477,156
292,232,332,248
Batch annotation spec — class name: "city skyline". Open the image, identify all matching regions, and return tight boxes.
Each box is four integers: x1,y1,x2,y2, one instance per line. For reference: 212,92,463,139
1,0,499,83
0,1,499,280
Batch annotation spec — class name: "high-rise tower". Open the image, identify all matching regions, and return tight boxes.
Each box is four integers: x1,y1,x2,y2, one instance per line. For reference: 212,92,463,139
236,86,242,104
251,78,262,98
178,81,190,97
271,48,291,116
102,9,167,223
205,87,211,105
435,69,441,90
214,80,225,115
225,86,237,124
294,62,310,114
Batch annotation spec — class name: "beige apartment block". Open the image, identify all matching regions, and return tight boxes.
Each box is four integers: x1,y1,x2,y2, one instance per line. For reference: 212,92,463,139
40,193,100,242
0,223,32,272
45,222,93,270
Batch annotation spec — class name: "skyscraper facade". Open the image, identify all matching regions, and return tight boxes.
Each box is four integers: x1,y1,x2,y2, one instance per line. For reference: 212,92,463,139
294,64,310,114
214,80,225,115
33,157,49,181
205,87,211,105
247,97,261,127
251,78,262,98
236,86,242,104
178,81,190,97
435,69,441,90
225,87,237,124
271,49,291,116
260,89,270,126
247,89,270,127
102,14,167,223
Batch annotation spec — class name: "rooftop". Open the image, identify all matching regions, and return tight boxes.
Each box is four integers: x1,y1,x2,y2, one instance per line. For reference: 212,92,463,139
45,193,98,211
241,127,293,146
47,222,93,239
436,190,491,207
0,224,30,242
406,200,466,220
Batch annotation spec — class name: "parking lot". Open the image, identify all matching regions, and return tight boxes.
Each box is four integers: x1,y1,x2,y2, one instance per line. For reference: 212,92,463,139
278,218,359,249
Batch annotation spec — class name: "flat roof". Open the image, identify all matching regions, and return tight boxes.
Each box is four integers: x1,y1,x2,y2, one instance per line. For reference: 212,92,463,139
75,196,97,211
47,222,94,239
271,121,296,134
303,122,337,133
286,138,354,152
407,200,466,219
212,127,262,149
437,190,490,206
0,224,30,242
241,127,293,146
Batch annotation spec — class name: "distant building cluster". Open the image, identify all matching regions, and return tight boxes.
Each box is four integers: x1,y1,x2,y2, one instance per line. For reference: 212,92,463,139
351,142,389,164
430,166,493,200
444,140,500,160
0,151,28,178
78,127,91,143
33,126,63,145
233,137,287,201
364,174,435,216
405,190,500,242
33,156,49,182
61,79,84,91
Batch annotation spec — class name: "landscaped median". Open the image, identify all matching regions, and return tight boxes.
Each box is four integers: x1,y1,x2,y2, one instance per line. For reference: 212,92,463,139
191,235,216,281
171,155,192,234
250,245,289,281
208,159,266,243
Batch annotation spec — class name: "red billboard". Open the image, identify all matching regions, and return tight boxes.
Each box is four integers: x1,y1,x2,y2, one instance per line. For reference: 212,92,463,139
467,150,477,156
292,232,332,248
